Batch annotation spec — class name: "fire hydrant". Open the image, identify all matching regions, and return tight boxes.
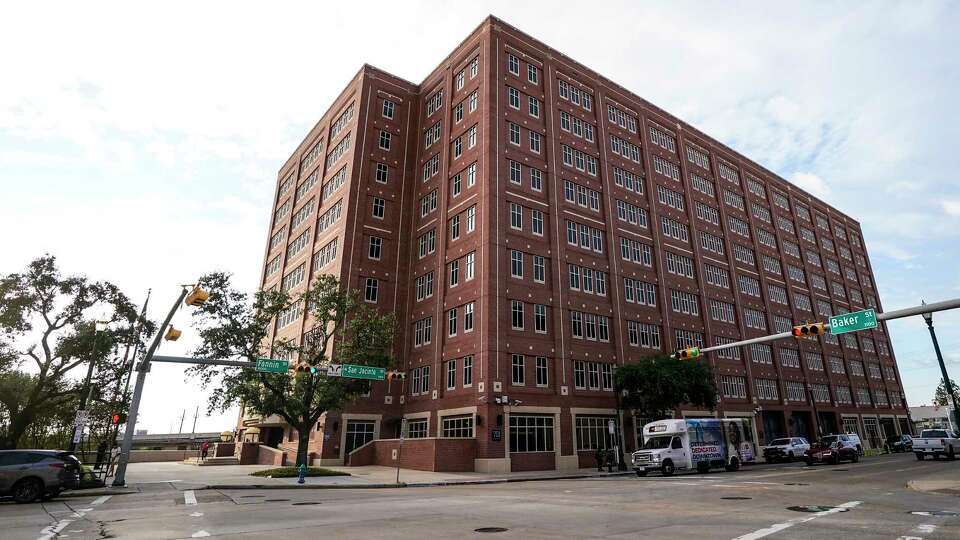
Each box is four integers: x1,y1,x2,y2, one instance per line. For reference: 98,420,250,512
297,463,306,484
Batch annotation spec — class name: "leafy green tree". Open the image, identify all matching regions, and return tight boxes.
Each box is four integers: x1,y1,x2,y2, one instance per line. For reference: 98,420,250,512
0,255,151,449
933,378,960,407
188,273,397,467
614,354,718,421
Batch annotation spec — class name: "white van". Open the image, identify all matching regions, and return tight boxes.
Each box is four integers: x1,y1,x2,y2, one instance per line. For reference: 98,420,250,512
631,418,756,477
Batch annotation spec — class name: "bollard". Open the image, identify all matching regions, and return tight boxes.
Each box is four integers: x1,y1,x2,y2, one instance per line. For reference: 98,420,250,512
297,463,306,484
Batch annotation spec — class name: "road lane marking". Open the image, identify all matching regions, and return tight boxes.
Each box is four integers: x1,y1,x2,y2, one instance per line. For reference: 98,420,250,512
190,512,204,517
184,490,198,505
917,524,937,533
91,496,111,506
192,531,211,537
731,500,862,540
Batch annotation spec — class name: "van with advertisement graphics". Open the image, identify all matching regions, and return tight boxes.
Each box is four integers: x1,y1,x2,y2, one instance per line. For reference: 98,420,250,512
631,419,756,477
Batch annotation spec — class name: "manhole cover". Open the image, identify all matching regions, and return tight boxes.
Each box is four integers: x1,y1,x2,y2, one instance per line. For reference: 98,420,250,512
265,499,290,502
474,527,509,533
292,502,321,506
787,505,848,513
784,483,810,486
910,511,960,517
722,497,752,500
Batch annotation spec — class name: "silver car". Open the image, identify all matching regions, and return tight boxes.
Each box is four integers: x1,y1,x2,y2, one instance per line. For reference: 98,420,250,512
0,450,82,503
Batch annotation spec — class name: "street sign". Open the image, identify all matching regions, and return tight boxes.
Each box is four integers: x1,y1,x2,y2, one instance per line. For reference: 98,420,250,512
74,410,89,427
829,308,878,335
327,364,343,377
341,364,386,380
255,358,289,373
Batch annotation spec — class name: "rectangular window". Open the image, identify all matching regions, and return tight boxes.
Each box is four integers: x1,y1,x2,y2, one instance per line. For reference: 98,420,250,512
368,236,383,260
509,415,554,453
442,415,474,438
511,300,524,330
533,255,545,283
534,304,547,333
382,100,395,119
512,354,525,385
464,302,474,332
463,356,473,387
510,249,523,278
448,307,457,337
364,278,378,303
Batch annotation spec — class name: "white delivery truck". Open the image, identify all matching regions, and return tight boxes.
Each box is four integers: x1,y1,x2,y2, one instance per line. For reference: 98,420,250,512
631,418,756,477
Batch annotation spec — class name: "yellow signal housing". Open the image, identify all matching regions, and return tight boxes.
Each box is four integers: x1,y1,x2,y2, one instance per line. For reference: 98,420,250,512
164,326,182,341
185,286,210,306
678,347,701,359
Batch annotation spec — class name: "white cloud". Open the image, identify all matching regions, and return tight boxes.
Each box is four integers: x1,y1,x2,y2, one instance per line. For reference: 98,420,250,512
943,200,960,217
788,172,831,199
868,241,916,262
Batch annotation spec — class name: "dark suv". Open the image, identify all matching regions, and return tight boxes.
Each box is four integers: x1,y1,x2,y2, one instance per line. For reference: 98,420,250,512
885,434,913,453
0,450,82,503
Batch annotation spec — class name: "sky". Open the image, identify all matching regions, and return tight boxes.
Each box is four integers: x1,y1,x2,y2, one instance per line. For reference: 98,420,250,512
2,1,959,434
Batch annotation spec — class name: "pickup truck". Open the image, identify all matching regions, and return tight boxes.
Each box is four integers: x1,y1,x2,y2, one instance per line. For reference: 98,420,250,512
914,429,959,460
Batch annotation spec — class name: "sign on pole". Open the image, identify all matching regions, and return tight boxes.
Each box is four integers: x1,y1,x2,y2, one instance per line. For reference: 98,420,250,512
327,364,343,377
341,364,386,380
255,358,289,373
74,410,89,427
829,308,878,335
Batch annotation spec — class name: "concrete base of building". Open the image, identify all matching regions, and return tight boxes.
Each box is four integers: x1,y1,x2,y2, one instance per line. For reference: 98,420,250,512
474,458,510,474
557,454,580,472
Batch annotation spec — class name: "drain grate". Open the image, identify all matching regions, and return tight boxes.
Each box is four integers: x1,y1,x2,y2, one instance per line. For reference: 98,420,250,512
292,501,322,506
831,469,849,472
475,527,509,533
787,505,849,513
721,497,752,500
910,511,960,517
784,483,810,486
239,495,264,498
265,499,290,502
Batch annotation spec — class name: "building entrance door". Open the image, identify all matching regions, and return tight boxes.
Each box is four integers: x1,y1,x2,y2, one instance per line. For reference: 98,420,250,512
344,420,375,457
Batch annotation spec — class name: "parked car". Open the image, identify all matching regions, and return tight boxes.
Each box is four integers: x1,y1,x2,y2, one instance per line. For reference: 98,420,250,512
0,450,82,503
763,437,810,462
845,433,864,455
805,435,860,465
914,429,959,460
885,434,913,453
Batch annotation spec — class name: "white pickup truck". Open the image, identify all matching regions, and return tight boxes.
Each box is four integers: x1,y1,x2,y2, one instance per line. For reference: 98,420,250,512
914,429,960,460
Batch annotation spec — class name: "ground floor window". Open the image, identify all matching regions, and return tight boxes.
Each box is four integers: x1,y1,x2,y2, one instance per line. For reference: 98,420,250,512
575,416,620,451
406,419,428,439
509,414,554,453
345,420,375,455
442,415,474,438
842,416,860,437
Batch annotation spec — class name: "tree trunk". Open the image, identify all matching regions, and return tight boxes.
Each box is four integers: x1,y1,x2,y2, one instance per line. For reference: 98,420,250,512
1,408,36,449
296,424,311,468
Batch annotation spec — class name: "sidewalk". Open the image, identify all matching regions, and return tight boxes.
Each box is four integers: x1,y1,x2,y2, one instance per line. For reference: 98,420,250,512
61,462,634,496
907,479,960,496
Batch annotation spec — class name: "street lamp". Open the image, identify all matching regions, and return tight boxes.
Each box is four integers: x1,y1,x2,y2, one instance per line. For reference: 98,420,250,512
922,300,960,431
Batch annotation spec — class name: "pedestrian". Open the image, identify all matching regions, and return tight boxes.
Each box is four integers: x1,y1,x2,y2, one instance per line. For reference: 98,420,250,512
201,441,210,462
95,440,107,470
595,447,605,472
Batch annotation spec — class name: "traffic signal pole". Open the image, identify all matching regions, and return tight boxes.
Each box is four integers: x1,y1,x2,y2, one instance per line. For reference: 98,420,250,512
112,288,188,487
672,297,960,359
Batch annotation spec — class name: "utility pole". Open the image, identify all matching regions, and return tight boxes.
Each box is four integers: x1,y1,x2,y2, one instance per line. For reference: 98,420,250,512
113,287,189,487
922,300,960,432
69,321,107,455
178,410,186,434
190,405,199,439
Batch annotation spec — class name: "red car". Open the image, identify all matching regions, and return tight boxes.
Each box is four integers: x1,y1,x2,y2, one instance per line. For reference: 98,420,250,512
805,435,860,465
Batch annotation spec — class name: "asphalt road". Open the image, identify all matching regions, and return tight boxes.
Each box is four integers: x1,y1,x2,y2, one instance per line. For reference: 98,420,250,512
2,453,959,539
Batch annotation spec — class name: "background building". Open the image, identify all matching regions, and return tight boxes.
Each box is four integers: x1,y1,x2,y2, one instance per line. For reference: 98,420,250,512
239,16,909,471
910,405,958,433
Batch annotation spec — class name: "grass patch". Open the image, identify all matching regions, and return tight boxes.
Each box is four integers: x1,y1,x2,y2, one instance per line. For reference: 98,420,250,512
864,448,886,457
250,467,350,478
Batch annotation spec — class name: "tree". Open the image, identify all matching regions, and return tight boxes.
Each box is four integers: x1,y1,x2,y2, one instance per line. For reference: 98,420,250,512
933,378,960,407
0,255,151,449
188,272,397,467
614,354,718,421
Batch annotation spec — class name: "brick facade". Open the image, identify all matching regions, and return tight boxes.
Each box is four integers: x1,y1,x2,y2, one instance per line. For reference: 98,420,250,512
244,16,909,472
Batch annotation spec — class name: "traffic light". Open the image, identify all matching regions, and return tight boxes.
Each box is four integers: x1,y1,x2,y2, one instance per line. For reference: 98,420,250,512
677,347,701,359
111,413,126,425
164,325,182,341
386,370,407,381
185,286,210,307
793,322,827,338
295,362,312,374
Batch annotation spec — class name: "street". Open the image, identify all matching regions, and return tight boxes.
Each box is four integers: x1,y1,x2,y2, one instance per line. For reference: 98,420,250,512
2,453,958,539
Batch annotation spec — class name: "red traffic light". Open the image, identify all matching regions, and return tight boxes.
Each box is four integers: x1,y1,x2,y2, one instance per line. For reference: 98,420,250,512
111,414,121,425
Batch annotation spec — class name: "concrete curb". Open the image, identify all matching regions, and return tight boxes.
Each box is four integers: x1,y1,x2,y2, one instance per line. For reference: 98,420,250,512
60,488,140,498
201,471,634,491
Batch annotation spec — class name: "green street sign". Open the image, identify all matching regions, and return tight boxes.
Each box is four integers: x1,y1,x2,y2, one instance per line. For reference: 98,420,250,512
341,364,386,380
829,308,878,335
255,358,289,373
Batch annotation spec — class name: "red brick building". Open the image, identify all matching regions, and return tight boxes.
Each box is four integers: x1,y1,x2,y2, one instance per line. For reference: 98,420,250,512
239,16,909,472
